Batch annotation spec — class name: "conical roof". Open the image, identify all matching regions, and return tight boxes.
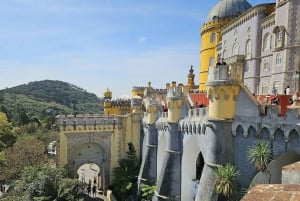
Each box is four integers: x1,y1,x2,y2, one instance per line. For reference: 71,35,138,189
205,0,252,23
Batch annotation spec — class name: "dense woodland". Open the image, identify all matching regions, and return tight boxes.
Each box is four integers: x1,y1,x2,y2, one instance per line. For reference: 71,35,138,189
0,80,103,126
0,80,104,200
0,80,152,200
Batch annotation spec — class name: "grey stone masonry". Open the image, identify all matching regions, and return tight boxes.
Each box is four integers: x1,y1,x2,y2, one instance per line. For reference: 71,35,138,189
152,123,183,201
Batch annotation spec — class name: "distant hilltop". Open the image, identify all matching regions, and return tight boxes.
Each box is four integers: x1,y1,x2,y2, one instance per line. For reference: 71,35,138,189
0,80,104,122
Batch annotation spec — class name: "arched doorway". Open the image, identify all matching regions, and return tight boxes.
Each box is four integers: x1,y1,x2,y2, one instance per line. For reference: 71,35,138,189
77,163,102,190
196,153,204,180
181,135,202,201
68,142,108,192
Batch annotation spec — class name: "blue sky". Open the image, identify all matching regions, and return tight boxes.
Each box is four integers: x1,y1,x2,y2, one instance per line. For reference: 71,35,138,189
0,0,274,98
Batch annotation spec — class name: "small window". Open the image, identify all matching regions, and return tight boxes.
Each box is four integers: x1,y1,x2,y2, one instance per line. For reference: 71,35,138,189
273,26,285,49
232,43,239,55
263,63,270,71
261,82,268,94
246,39,251,54
210,33,216,43
275,53,282,64
263,33,271,50
273,81,280,93
247,27,251,38
276,31,282,41
234,29,238,38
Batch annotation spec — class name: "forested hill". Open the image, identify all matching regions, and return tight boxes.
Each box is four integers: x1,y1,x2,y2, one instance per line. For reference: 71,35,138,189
0,80,103,122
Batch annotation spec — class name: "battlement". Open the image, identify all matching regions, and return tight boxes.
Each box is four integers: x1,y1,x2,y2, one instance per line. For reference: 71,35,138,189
56,114,122,131
167,82,185,99
110,99,131,106
153,88,167,94
132,86,146,90
207,55,244,84
207,64,243,83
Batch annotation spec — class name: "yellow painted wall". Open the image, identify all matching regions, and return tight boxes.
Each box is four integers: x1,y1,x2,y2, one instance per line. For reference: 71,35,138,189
57,113,142,184
206,85,240,119
104,105,131,116
132,88,145,97
119,113,143,159
199,20,230,91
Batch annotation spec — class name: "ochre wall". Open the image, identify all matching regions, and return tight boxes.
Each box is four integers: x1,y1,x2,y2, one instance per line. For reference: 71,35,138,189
57,113,142,184
199,19,231,91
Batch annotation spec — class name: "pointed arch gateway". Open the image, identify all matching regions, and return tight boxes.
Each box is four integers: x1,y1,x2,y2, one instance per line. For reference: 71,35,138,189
65,132,112,192
181,136,204,200
77,163,103,191
69,142,108,192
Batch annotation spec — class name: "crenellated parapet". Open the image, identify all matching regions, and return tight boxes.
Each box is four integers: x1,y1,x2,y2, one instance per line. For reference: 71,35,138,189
232,105,300,142
206,55,245,120
55,114,122,131
207,55,244,84
166,82,185,123
179,107,209,135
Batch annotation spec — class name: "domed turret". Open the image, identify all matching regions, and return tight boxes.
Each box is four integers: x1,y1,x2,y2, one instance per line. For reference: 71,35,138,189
104,88,112,100
199,0,252,91
205,0,252,24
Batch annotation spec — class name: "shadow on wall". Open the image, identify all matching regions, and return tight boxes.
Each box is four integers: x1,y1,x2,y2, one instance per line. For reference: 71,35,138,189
250,152,300,185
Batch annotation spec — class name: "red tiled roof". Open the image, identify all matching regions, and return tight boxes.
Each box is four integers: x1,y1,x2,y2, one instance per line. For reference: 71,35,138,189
241,184,300,201
189,93,209,107
254,95,292,115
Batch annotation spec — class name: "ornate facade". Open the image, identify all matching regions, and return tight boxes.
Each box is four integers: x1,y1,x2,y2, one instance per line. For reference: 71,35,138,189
200,0,300,95
55,0,300,200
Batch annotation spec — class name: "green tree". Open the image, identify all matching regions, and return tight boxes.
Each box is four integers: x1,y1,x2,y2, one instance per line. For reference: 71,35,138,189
12,104,30,126
112,143,140,201
215,163,240,201
141,183,156,201
2,165,84,201
0,136,47,181
0,112,16,151
0,105,11,122
55,178,84,201
247,141,272,184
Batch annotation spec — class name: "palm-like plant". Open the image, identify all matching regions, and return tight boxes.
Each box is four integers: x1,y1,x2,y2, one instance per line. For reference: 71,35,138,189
247,141,272,183
215,163,240,201
141,183,156,201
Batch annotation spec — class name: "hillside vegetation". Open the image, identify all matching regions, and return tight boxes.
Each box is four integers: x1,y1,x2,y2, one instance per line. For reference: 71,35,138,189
0,80,103,124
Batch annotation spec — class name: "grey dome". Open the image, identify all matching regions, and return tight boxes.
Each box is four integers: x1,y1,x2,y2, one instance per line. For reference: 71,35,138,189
205,0,252,23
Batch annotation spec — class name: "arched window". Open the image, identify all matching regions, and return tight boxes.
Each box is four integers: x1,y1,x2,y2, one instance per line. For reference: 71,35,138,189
234,29,238,39
273,81,280,94
273,26,285,49
210,32,216,43
263,33,271,50
261,82,268,94
246,39,251,54
275,53,283,65
247,27,252,38
244,61,250,72
232,43,239,55
275,31,282,41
